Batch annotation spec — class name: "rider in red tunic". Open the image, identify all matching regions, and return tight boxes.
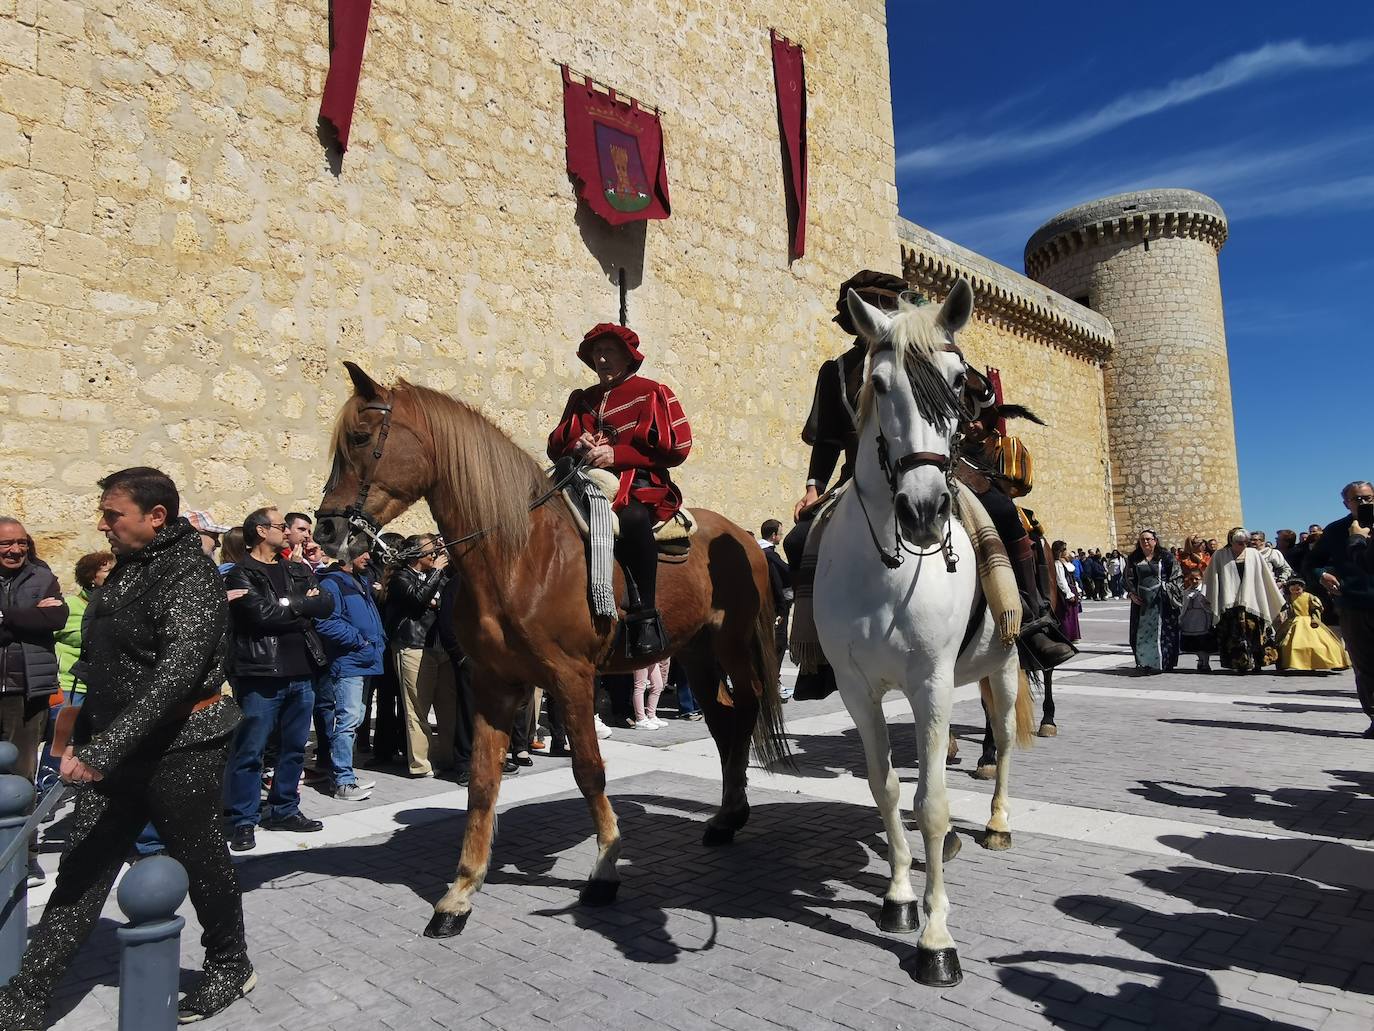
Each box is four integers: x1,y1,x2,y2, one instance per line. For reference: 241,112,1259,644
548,323,692,656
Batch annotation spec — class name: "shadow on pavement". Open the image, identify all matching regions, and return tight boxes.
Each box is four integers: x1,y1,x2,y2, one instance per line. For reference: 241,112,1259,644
1160,716,1364,740
234,791,970,982
989,952,1309,1029
1131,777,1374,841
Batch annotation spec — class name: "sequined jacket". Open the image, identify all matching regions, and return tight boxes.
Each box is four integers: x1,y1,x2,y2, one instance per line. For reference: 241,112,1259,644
74,520,239,774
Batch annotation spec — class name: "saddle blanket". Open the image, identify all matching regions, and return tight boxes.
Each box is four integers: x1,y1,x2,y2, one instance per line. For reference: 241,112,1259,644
561,467,696,548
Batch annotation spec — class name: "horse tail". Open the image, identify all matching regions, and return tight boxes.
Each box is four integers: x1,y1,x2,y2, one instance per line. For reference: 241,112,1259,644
749,593,794,772
1014,668,1035,749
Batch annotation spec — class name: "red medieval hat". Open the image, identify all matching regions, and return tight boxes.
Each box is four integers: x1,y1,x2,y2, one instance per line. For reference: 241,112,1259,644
577,323,645,374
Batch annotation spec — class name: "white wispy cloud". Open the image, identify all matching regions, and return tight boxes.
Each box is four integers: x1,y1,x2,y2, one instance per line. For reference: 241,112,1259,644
915,132,1374,264
896,39,1374,174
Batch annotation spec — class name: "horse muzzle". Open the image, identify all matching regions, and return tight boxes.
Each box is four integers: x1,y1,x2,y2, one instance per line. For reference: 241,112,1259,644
895,490,949,548
312,514,353,559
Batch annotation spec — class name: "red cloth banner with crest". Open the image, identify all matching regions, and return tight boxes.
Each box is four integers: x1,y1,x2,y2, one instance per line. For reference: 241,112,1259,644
771,31,808,259
319,0,372,152
562,65,671,226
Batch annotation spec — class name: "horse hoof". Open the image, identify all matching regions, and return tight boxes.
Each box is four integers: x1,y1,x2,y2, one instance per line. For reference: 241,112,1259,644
914,946,963,987
980,830,1012,851
579,879,620,907
972,764,997,781
702,824,737,847
878,899,920,934
423,910,470,938
1037,723,1058,738
942,831,963,863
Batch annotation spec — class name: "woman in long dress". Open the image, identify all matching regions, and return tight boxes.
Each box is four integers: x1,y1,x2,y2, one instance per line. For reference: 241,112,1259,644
1126,529,1182,672
1276,579,1349,672
1051,540,1083,641
1203,527,1284,674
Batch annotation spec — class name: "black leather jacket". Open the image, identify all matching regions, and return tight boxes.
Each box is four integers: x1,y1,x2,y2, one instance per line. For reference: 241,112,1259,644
384,565,446,650
224,557,333,678
74,520,239,774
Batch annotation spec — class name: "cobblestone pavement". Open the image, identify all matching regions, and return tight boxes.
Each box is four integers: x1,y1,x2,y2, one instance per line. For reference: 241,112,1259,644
30,601,1374,1029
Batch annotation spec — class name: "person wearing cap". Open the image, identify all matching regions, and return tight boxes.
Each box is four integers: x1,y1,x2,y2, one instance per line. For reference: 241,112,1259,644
548,323,693,657
782,270,910,698
185,510,231,560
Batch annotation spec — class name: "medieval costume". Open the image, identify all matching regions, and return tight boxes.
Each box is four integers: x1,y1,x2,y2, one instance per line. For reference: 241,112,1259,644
0,519,251,1028
1203,534,1284,673
1127,545,1182,671
548,323,691,657
1178,580,1217,670
1053,554,1083,642
1276,582,1349,672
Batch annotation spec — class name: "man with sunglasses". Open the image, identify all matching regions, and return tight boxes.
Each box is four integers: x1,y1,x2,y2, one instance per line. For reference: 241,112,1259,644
0,518,67,887
223,506,334,851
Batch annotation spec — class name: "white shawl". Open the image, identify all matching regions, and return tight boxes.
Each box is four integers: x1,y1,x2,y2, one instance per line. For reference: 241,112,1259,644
1204,547,1284,626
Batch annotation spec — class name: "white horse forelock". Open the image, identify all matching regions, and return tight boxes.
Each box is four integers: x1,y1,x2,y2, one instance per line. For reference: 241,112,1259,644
856,296,959,431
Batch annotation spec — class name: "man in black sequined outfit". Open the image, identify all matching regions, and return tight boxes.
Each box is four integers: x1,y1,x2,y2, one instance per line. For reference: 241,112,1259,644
0,467,253,1028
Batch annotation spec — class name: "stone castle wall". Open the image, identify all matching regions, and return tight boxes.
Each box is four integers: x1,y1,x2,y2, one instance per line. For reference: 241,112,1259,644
899,219,1117,550
1,0,898,573
1025,193,1242,549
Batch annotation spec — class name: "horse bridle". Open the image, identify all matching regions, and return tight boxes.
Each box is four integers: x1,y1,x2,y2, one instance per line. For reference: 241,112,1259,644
854,344,965,572
317,399,398,561
317,397,590,563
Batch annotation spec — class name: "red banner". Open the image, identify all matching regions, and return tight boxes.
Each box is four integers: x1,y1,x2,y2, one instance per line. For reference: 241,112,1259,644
771,31,808,260
562,66,671,226
319,0,372,152
986,366,1007,437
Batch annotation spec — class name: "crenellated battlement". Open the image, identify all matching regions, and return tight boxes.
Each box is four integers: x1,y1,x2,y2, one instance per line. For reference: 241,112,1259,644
1025,189,1228,279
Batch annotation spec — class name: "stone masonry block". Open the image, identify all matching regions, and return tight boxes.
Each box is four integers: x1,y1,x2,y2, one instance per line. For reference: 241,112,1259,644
41,225,110,280
36,0,86,38
0,216,41,265
0,66,62,121
0,166,64,222
29,124,91,177
0,19,38,71
0,111,26,165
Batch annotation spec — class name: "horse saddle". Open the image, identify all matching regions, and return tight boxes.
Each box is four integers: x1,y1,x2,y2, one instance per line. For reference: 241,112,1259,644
560,466,696,560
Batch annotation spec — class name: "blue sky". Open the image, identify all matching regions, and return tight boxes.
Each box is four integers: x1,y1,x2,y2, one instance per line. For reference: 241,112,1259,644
888,3,1374,540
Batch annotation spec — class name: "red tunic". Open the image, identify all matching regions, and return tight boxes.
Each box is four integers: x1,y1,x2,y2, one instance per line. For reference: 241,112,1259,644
547,375,692,521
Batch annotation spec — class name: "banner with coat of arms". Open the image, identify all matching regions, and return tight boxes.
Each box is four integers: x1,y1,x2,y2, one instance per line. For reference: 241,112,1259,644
561,65,671,226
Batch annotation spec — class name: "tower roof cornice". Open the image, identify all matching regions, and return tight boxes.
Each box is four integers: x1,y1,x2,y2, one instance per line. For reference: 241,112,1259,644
1024,189,1228,279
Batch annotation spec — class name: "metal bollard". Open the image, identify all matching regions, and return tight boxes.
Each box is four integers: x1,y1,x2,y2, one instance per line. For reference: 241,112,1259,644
0,740,34,984
115,855,188,1031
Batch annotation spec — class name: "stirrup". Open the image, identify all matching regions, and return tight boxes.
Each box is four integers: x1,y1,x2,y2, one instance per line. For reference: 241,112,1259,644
620,608,668,659
1016,615,1077,671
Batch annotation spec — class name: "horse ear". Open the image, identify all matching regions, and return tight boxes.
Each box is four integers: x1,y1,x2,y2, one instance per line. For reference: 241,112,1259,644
845,288,891,342
343,361,382,402
937,279,974,335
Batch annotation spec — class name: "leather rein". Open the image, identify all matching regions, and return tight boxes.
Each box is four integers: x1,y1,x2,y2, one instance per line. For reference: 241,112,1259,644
317,398,585,562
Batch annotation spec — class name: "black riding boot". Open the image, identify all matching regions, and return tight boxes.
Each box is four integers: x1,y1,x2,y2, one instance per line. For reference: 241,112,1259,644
1011,538,1076,670
617,501,668,658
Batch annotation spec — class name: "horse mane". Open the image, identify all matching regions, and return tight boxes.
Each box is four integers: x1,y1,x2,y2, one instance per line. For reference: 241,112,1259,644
398,381,551,556
857,296,964,432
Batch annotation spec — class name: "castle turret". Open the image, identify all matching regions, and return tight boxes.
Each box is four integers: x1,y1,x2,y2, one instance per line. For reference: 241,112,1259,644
1024,189,1241,548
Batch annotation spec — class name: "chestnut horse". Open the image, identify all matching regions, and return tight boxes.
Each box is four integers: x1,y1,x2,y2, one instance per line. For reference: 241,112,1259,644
314,363,788,937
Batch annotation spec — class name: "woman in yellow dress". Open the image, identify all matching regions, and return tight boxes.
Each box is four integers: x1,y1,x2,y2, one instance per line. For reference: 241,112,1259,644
1277,578,1350,672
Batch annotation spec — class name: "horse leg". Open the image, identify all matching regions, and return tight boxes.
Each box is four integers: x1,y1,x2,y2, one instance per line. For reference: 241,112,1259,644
690,646,755,846
841,682,918,934
909,675,963,987
557,667,622,906
980,662,1019,852
1038,668,1057,736
973,685,997,780
426,677,519,937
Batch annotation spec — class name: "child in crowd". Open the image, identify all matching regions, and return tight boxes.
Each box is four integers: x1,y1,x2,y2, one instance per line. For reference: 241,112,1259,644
1178,570,1216,672
1276,578,1349,672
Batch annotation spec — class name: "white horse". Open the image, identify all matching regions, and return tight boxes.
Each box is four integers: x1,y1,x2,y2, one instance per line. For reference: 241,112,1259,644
813,279,1033,987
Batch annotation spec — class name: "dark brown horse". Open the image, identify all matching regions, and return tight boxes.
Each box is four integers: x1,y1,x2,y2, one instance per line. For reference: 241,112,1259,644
314,363,788,937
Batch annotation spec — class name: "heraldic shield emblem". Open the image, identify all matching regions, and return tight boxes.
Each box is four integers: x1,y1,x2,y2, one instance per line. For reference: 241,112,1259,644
562,65,671,226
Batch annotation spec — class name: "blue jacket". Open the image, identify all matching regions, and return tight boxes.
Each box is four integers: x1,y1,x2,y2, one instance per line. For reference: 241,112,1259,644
316,567,385,677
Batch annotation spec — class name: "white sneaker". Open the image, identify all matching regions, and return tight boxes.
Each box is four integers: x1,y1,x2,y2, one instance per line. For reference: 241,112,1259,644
646,717,664,729
630,718,657,730
594,715,613,740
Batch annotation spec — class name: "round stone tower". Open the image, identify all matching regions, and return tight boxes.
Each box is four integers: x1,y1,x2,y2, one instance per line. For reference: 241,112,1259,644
1024,188,1242,549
